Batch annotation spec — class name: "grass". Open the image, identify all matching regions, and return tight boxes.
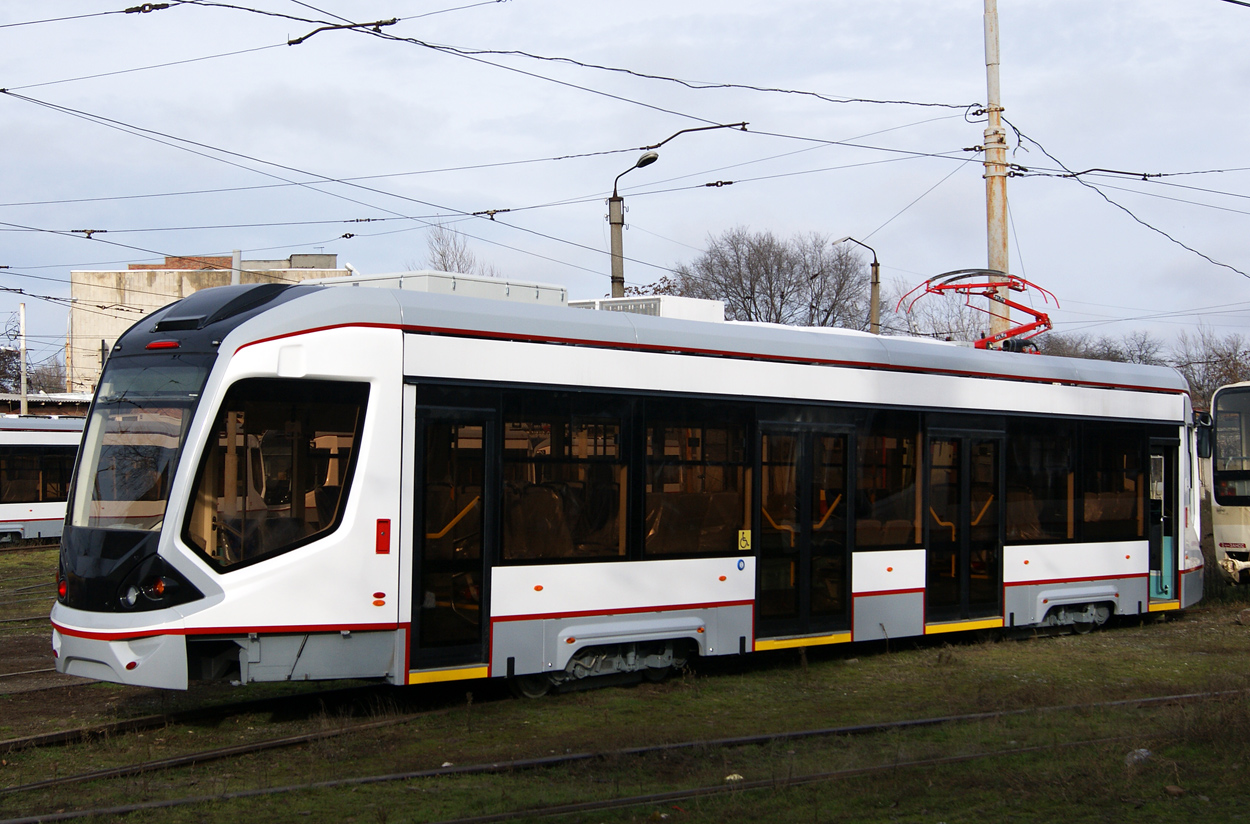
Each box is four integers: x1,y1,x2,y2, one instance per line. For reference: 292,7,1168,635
8,525,1250,821
0,544,57,624
7,607,1250,823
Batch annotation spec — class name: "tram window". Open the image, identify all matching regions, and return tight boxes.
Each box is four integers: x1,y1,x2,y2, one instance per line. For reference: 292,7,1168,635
183,379,369,571
644,422,748,556
501,417,625,561
0,454,39,503
42,450,76,502
1081,423,1144,541
856,413,920,548
1214,388,1250,503
0,448,77,504
1005,419,1075,541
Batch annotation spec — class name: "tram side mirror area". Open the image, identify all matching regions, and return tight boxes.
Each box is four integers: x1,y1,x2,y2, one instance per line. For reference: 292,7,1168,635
1195,411,1213,460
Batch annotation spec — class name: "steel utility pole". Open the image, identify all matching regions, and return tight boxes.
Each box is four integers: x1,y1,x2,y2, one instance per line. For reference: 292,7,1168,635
983,0,1011,341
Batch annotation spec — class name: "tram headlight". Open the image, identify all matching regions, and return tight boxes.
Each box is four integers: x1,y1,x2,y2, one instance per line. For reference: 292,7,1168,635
122,585,141,608
115,555,201,612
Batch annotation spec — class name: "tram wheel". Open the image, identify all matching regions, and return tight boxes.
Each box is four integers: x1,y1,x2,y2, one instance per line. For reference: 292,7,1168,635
509,673,554,699
642,665,671,683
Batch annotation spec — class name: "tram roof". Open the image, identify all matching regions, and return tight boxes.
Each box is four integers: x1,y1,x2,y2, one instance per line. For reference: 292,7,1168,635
154,282,1192,397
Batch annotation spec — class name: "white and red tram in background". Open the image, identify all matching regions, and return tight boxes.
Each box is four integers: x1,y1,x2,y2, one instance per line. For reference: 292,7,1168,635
51,277,1204,692
0,415,82,543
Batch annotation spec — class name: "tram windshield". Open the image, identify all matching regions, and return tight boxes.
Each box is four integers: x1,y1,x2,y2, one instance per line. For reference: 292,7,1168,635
1214,386,1250,505
68,355,212,531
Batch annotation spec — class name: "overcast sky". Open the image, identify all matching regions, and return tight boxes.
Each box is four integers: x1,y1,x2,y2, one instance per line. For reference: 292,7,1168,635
3,0,1249,368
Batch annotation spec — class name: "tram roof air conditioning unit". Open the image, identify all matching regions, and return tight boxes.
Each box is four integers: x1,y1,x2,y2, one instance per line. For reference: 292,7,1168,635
567,296,725,323
313,270,568,307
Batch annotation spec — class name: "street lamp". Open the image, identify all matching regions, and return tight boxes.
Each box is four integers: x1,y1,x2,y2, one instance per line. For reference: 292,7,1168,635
608,151,659,298
833,237,881,335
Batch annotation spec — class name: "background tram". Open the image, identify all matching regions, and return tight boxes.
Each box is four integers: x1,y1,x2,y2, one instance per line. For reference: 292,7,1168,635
1207,381,1250,582
0,415,83,543
50,277,1204,692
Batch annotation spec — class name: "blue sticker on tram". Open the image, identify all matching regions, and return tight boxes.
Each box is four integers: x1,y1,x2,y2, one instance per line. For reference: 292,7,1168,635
737,559,745,571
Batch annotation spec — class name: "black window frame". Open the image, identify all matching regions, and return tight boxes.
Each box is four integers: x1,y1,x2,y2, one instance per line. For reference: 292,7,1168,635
181,377,370,573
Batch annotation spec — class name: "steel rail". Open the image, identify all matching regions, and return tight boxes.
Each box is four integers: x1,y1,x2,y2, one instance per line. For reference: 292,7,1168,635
427,735,1136,824
0,574,53,585
0,668,53,680
2,688,1242,821
0,596,54,606
0,682,404,754
0,734,1142,824
0,710,450,796
0,543,58,554
5,582,54,595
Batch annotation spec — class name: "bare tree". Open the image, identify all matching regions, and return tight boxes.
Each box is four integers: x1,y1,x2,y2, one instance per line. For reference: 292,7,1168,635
656,227,869,328
795,234,869,330
408,221,500,278
1171,326,1250,407
28,359,66,393
1034,331,1166,365
883,278,984,341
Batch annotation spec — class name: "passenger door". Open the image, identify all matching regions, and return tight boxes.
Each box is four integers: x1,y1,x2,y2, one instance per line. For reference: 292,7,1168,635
411,408,495,670
1148,439,1178,602
925,432,1003,624
757,426,852,638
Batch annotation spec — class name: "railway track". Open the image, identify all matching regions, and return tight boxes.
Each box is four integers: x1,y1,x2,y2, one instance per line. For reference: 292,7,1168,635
0,681,414,755
0,543,57,555
0,688,1238,823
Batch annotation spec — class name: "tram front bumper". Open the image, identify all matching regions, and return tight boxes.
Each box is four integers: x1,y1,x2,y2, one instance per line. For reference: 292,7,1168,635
53,627,188,690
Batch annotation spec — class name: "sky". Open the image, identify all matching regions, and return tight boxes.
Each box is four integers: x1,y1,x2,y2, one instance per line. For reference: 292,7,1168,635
3,0,1249,370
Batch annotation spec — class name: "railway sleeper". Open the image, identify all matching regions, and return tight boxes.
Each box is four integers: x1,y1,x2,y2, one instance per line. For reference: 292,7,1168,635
510,640,691,698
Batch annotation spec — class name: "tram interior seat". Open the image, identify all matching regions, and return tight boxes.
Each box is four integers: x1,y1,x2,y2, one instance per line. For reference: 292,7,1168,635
217,514,308,561
856,518,916,547
645,491,740,554
1083,491,1135,524
855,519,883,547
1083,493,1104,523
1005,487,1042,541
504,483,575,559
882,519,913,544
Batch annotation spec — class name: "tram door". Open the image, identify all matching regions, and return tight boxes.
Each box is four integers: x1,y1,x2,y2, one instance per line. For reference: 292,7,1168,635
925,433,1003,624
1148,440,1178,601
411,409,495,669
757,426,851,638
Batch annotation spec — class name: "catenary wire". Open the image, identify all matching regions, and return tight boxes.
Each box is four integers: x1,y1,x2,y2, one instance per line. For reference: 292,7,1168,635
1004,119,1248,279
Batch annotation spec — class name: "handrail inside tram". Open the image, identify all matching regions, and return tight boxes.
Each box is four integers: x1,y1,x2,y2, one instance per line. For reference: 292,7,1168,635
426,496,481,540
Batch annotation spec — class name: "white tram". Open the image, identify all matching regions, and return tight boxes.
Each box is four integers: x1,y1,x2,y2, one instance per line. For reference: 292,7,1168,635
0,415,83,542
1206,381,1250,582
51,278,1204,691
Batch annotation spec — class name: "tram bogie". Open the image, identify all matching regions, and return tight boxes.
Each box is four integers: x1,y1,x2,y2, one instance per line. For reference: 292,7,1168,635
51,278,1202,691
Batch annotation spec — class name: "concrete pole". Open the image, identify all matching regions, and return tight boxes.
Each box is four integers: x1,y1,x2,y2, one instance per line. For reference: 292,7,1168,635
64,304,73,393
869,258,881,335
983,0,1011,341
608,196,625,298
231,249,242,286
19,303,27,415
